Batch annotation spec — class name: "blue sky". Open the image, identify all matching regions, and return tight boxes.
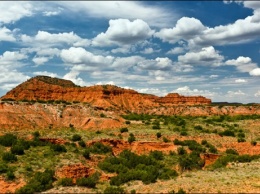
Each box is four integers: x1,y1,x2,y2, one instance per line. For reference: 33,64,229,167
0,1,260,103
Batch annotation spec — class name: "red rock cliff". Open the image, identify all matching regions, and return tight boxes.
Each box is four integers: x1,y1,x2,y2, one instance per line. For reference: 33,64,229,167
1,76,211,110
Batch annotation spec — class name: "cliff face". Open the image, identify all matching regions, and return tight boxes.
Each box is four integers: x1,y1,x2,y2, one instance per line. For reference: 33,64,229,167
1,76,211,110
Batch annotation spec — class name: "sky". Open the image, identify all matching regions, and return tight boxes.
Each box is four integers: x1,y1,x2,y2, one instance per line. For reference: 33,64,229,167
0,1,260,103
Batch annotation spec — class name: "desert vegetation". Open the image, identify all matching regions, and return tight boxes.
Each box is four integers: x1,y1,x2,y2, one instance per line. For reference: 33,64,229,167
0,113,259,193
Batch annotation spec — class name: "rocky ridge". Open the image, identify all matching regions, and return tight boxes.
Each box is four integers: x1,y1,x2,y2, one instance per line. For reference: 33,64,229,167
0,76,259,130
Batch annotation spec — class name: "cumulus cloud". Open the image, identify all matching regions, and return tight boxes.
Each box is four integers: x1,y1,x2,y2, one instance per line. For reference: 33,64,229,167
136,57,173,71
111,56,144,72
0,27,16,42
249,68,260,76
155,17,207,44
0,2,34,24
171,86,216,98
155,3,260,48
226,90,246,97
136,88,168,96
60,47,114,66
255,90,260,97
32,56,51,65
92,19,154,47
33,71,59,78
225,56,258,72
0,51,27,68
166,47,185,55
141,48,160,54
21,31,90,47
63,71,87,86
235,79,247,83
178,46,224,66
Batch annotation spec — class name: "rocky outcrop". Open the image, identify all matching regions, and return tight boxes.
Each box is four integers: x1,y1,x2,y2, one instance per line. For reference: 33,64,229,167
1,76,211,110
156,93,211,105
55,164,95,182
0,102,123,130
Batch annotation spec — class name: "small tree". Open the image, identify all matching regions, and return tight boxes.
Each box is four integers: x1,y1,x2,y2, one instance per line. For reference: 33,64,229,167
156,132,162,138
128,133,136,144
72,134,82,141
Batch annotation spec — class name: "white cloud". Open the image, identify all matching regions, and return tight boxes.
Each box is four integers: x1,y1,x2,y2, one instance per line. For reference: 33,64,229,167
249,68,260,76
210,75,219,78
92,19,154,47
0,51,27,67
155,3,260,48
141,48,155,54
226,90,246,97
54,1,176,28
166,47,185,55
0,27,16,42
0,2,34,24
136,88,168,97
225,56,258,72
60,47,114,66
136,57,173,71
111,56,144,72
178,46,224,66
32,56,51,65
235,79,247,83
255,90,260,97
155,17,207,44
21,31,90,47
171,86,216,98
33,71,59,78
63,71,87,86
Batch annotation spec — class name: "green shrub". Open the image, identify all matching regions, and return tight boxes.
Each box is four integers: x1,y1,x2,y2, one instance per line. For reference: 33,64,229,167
100,113,106,118
152,124,160,130
180,131,188,136
208,145,218,154
237,138,246,142
78,140,86,148
16,169,55,194
163,137,170,143
128,133,136,144
251,141,257,146
50,144,67,153
57,178,73,186
2,152,17,163
177,147,186,155
72,134,82,141
149,150,164,160
226,149,239,155
156,132,162,138
219,130,235,137
201,140,208,145
104,186,125,194
6,170,15,180
11,144,25,155
194,125,203,130
173,139,183,145
83,149,90,159
89,142,112,154
76,172,99,188
158,168,178,180
0,133,17,147
120,128,128,133
0,163,8,173
32,131,40,139
178,152,204,171
237,132,245,138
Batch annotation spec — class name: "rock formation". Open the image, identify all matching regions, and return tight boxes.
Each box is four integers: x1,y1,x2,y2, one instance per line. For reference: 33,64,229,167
1,76,211,110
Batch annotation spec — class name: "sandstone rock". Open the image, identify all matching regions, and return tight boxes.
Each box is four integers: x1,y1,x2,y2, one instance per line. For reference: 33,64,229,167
55,164,95,182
